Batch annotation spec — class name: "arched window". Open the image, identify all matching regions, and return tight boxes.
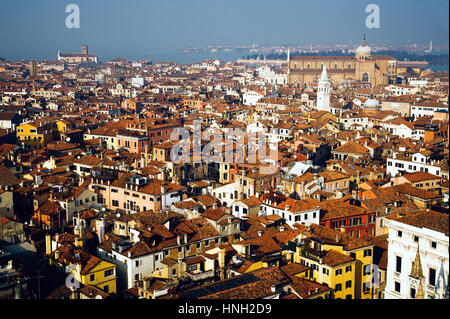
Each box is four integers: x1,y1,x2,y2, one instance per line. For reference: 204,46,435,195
362,73,369,82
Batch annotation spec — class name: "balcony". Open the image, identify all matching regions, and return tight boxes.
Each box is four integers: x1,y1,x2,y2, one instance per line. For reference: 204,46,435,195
301,247,327,262
185,269,215,281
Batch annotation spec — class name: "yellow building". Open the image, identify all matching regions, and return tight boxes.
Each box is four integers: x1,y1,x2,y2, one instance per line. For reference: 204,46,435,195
301,110,338,124
46,234,117,294
294,224,374,299
152,255,216,284
294,238,356,299
56,120,72,134
16,120,56,150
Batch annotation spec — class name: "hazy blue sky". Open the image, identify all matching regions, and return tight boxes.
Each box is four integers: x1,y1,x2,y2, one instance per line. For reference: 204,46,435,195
0,0,448,60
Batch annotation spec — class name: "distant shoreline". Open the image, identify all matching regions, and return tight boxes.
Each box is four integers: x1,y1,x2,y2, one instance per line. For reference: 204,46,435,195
1,49,448,71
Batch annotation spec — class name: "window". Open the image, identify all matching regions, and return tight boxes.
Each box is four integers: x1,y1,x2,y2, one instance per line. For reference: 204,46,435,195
135,260,140,267
431,241,437,249
90,274,95,282
364,264,372,275
364,249,372,257
398,231,402,238
186,264,197,273
335,269,342,276
414,236,419,242
429,268,436,286
410,287,416,298
396,256,402,273
346,280,352,289
345,265,352,273
335,284,342,292
105,269,114,277
395,281,401,293
322,268,329,275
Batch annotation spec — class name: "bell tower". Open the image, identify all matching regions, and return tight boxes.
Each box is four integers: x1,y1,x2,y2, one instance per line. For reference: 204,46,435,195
317,65,331,112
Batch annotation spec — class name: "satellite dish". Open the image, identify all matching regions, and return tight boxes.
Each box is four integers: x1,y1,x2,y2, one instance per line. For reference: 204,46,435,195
66,137,71,142
116,213,121,218
95,295,102,299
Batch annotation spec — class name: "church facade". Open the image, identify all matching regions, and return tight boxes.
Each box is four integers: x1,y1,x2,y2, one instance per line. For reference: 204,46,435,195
287,37,398,87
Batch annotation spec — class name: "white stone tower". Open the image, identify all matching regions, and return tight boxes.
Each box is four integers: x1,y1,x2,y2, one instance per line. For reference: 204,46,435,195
317,64,331,111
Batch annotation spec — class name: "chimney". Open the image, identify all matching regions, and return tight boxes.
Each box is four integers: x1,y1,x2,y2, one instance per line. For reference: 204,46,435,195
177,235,181,246
45,233,52,255
184,233,188,244
218,247,226,269
74,237,82,247
143,278,150,291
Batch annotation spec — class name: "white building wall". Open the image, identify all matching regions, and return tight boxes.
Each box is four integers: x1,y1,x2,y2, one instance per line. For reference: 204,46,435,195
384,219,449,299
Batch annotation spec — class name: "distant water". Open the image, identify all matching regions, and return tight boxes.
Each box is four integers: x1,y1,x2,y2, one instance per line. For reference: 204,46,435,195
1,49,253,65
2,48,447,71
106,50,253,64
429,65,449,71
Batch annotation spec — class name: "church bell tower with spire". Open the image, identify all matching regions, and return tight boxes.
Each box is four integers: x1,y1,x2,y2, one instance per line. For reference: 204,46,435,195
317,64,331,112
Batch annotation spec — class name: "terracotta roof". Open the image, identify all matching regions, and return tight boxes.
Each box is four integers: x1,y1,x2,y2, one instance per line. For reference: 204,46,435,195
0,165,20,186
279,262,310,276
322,249,354,267
276,198,320,212
390,211,449,236
288,275,332,299
333,142,369,155
402,171,441,183
320,198,374,221
308,224,373,251
80,284,111,299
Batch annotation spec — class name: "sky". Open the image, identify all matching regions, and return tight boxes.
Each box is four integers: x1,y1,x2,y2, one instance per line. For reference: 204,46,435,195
0,0,448,61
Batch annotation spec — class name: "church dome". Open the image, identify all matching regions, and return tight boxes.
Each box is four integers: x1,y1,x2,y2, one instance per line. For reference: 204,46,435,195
364,97,379,110
355,35,372,58
356,44,372,56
